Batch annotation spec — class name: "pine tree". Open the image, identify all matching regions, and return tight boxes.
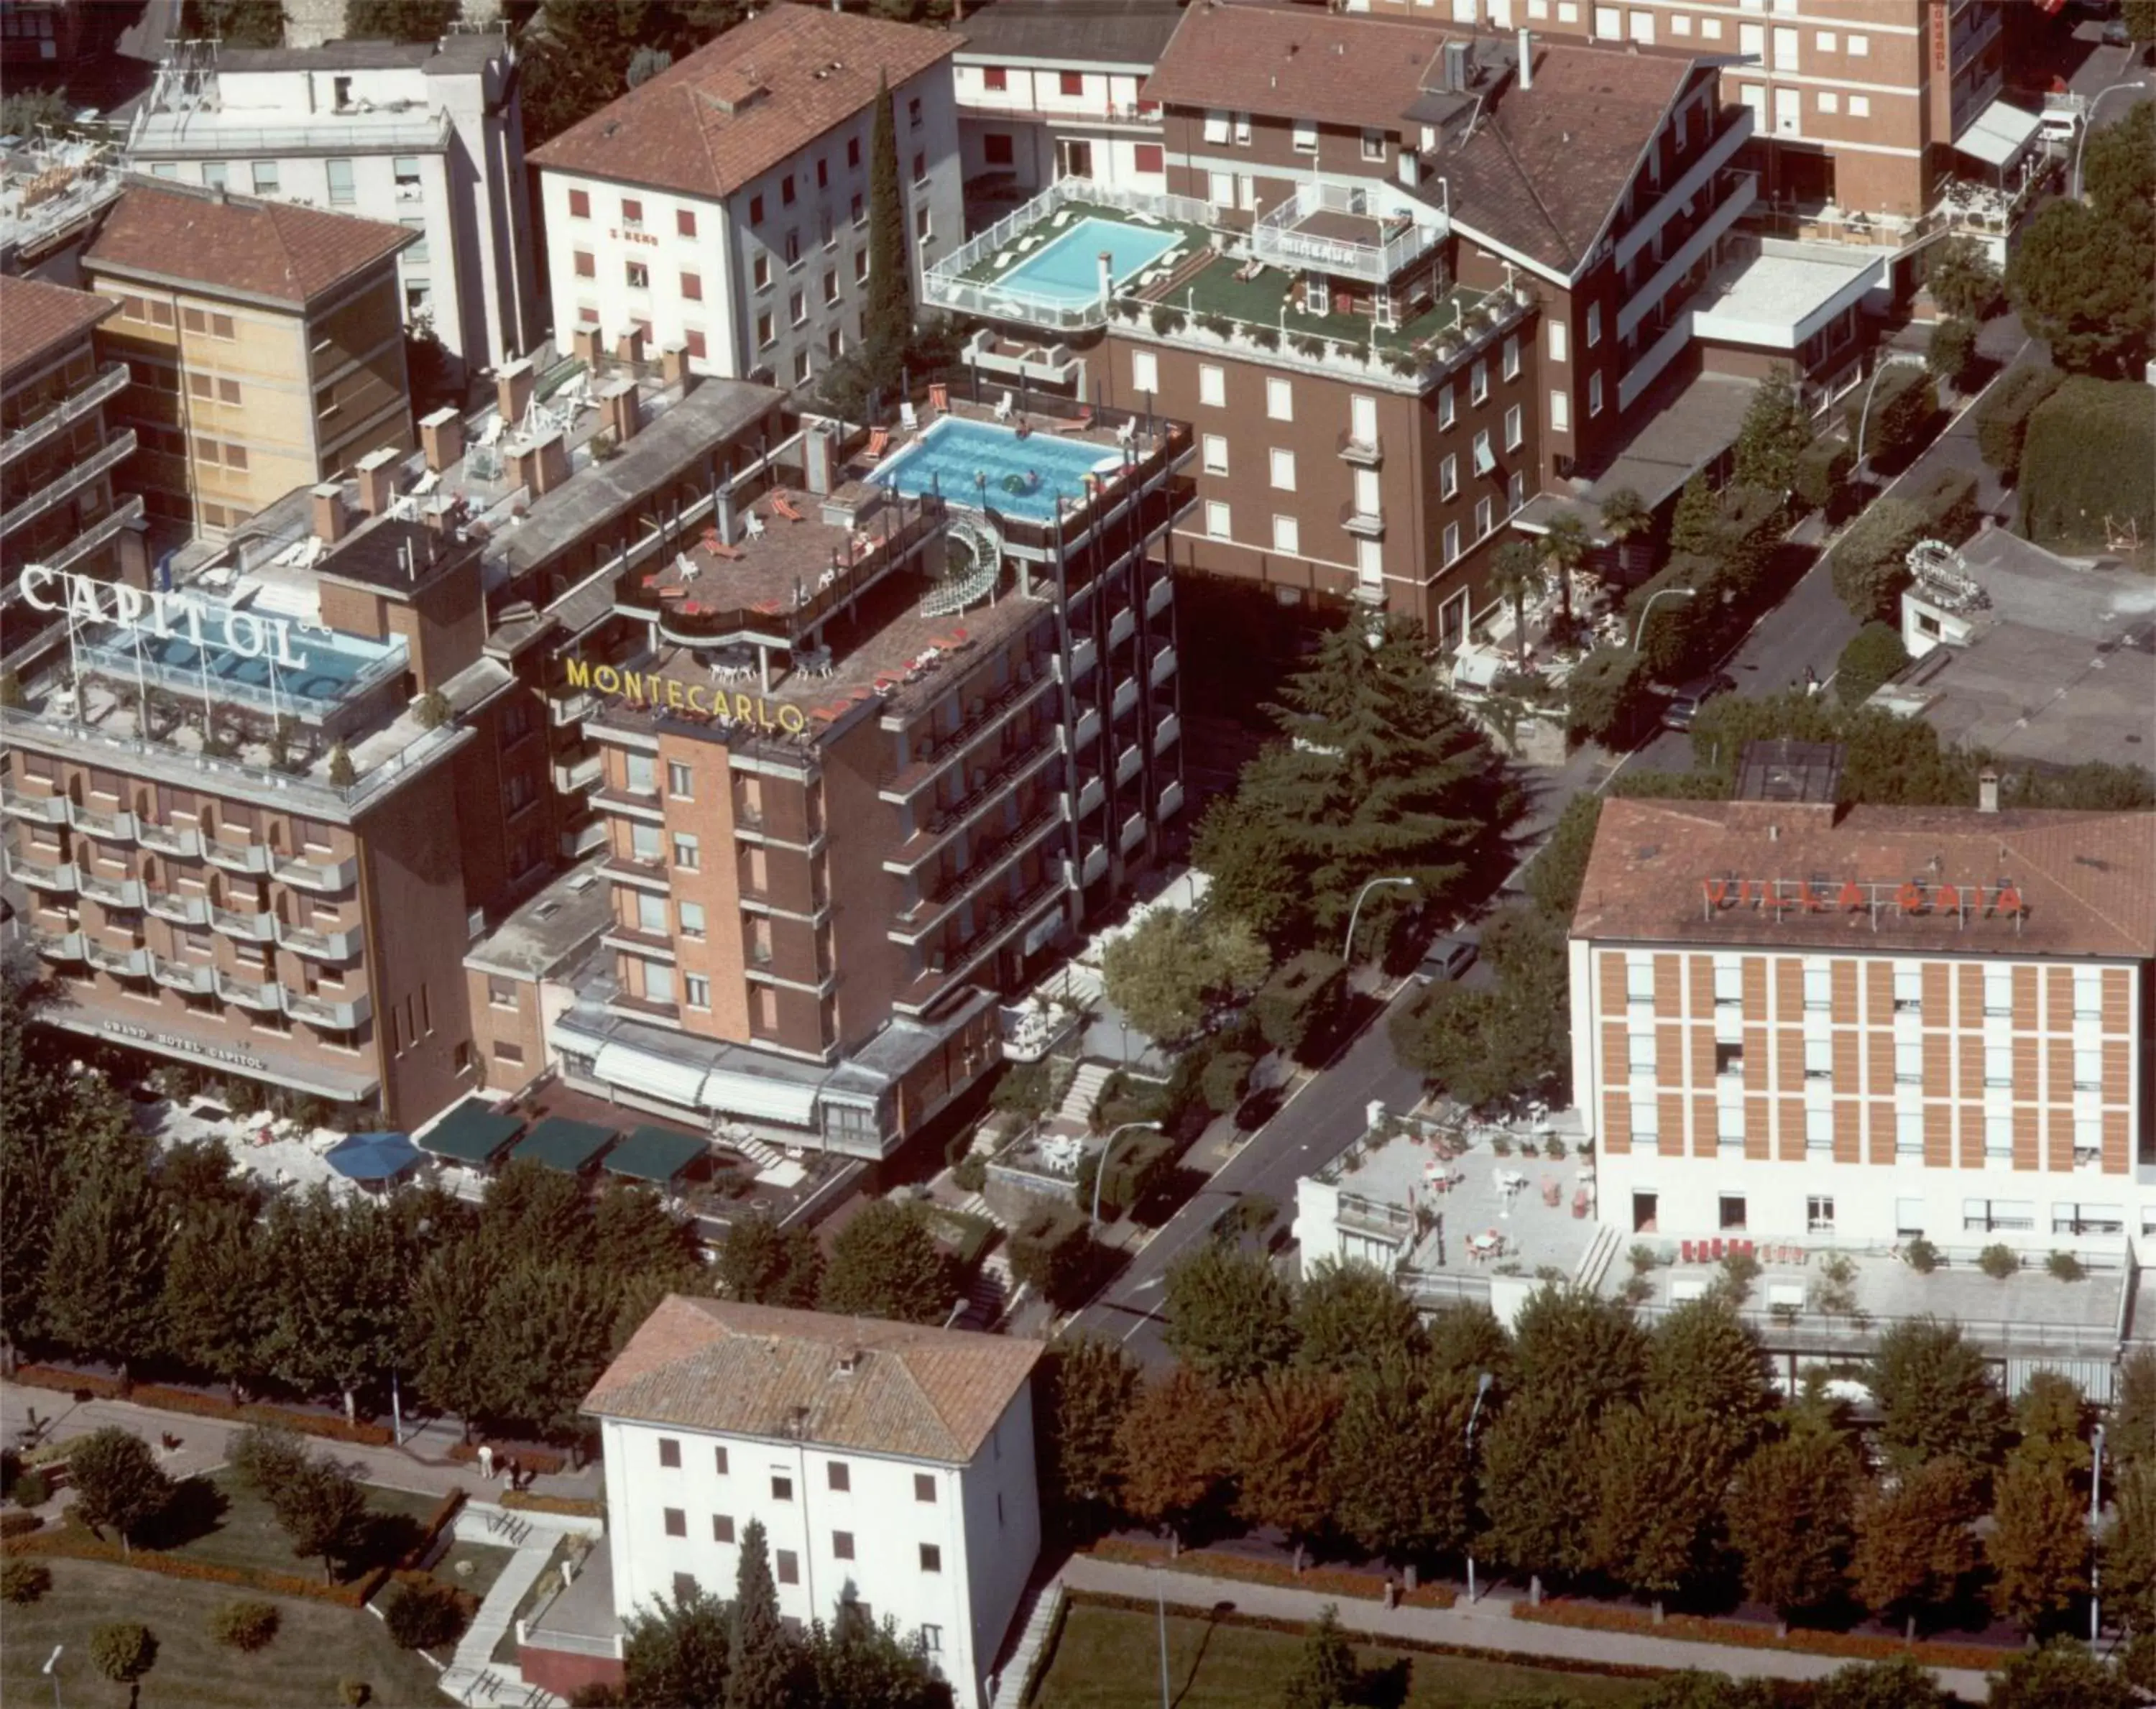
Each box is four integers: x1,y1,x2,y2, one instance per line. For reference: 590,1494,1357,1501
862,73,914,396
726,1518,799,1709
1669,474,1720,560
1279,1606,1360,1709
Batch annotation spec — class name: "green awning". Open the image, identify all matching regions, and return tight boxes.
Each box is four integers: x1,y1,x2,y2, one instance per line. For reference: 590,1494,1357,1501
511,1116,617,1174
419,1099,525,1165
604,1125,710,1184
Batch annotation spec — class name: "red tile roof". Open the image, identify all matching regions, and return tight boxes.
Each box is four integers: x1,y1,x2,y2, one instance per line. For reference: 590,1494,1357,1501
83,179,413,308
1446,42,1695,275
1572,798,2156,962
584,1296,1042,1464
529,6,960,202
1141,4,1448,132
0,274,116,384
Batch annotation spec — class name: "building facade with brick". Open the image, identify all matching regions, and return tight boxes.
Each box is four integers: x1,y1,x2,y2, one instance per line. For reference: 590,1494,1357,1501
1568,795,2156,1255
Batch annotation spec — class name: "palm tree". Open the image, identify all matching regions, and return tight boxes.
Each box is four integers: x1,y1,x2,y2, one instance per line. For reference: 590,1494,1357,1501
1488,540,1544,668
1599,487,1653,581
1541,512,1591,636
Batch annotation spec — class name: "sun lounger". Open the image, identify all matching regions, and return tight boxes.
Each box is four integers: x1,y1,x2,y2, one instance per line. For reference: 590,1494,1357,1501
1018,233,1044,252
1050,208,1075,229
772,492,806,522
863,427,890,461
706,540,745,561
993,391,1014,423
746,512,768,539
929,382,949,413
898,402,919,432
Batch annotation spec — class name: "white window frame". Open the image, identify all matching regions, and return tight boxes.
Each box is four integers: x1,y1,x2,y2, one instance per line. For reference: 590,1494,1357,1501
1268,447,1296,491
1203,110,1229,144
1266,376,1294,421
1271,513,1300,554
1198,364,1225,407
1549,387,1570,433
1437,384,1455,429
1131,349,1158,394
1439,453,1458,500
1291,119,1317,155
1504,403,1523,451
1549,320,1567,364
1848,94,1871,118
1202,434,1228,475
1442,521,1461,564
1589,371,1604,416
1204,499,1230,538
1586,302,1602,347
1503,335,1520,381
1470,359,1489,405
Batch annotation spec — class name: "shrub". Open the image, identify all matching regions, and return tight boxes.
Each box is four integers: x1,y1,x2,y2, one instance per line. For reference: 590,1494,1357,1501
0,1511,43,1539
383,1579,469,1650
1974,364,2063,479
1835,622,1910,706
340,1680,372,1706
1904,1237,1940,1273
1565,645,1651,746
11,1469,50,1510
1926,315,1981,390
211,1599,281,1652
1978,1243,2019,1280
1201,1051,1255,1115
1248,326,1279,351
89,1622,157,1686
326,744,357,788
1077,1130,1174,1220
952,1152,987,1194
570,1686,625,1708
1904,464,1981,545
1148,305,1186,336
1,1560,52,1603
2047,1250,2086,1283
1793,438,1854,516
1197,313,1233,338
2018,375,2156,550
1828,497,1929,622
1007,1202,1095,1310
412,689,452,730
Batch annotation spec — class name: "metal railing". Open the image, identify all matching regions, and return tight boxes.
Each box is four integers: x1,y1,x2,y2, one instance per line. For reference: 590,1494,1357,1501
1253,180,1445,284
127,109,451,157
1,363,129,466
0,431,135,537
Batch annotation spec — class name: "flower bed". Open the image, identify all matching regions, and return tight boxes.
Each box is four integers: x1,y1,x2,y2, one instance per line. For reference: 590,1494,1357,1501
9,1366,395,1447
1511,1599,2007,1672
1086,1538,1455,1608
501,1492,604,1519
448,1441,567,1478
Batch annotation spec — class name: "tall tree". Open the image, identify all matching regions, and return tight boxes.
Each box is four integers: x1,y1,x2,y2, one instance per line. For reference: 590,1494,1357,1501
1293,1259,1422,1375
180,0,285,47
344,0,459,40
41,1143,169,1378
624,1585,732,1709
1423,1302,1513,1390
2114,1345,2156,1469
2101,1458,2156,1637
2081,99,2155,229
862,73,913,395
1100,906,1268,1044
1230,1368,1343,1573
1588,1402,1725,1616
802,1609,950,1709
1848,1456,1981,1641
67,1428,176,1557
1730,364,1812,494
1645,1297,1775,1464
715,1214,823,1309
405,1237,505,1434
270,1455,370,1584
1329,1358,1475,1575
1725,1424,1861,1627
2006,195,2156,379
589,1178,702,1286
160,1202,274,1401
1164,1242,1296,1385
1924,236,2003,321
1986,1454,2090,1631
517,1,747,147
1389,904,1570,1108
819,1201,954,1325
1037,1335,1140,1517
472,1260,620,1445
1488,540,1545,667
2011,1371,2092,1478
1542,512,1592,632
261,1187,410,1424
1192,617,1518,952
1669,474,1719,560
1116,1365,1229,1552
726,1518,800,1709
1867,1318,2012,1471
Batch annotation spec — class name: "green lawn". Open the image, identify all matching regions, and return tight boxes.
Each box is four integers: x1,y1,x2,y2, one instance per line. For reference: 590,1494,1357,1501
428,1535,515,1606
1,1557,445,1708
1028,1604,1651,1708
155,1473,446,1585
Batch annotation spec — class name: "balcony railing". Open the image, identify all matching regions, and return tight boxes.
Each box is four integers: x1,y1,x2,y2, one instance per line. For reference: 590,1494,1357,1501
1150,644,1176,686
146,890,210,926
1146,573,1172,618
210,905,275,942
85,939,150,978
1341,503,1385,539
893,800,1065,940
553,754,604,794
203,838,273,874
43,495,146,575
286,988,372,1031
78,870,146,910
30,928,83,962
1153,712,1180,754
1115,742,1142,785
0,430,135,538
275,853,358,893
216,969,285,1010
1,363,129,467
10,855,77,893
137,819,203,857
1252,180,1445,285
151,954,216,995
1337,429,1383,466
886,740,1061,872
275,918,364,960
127,109,451,157
0,789,67,824
1158,778,1184,818
68,798,137,842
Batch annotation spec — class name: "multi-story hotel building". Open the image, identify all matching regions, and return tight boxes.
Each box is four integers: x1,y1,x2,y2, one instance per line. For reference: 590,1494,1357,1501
571,1296,1043,1709
543,395,1190,1158
80,178,416,544
1569,791,2156,1252
1,275,144,625
529,6,964,393
122,32,542,378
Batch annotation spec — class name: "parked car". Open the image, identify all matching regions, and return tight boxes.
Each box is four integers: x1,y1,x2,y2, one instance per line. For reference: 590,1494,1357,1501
1662,672,1736,732
1417,932,1480,985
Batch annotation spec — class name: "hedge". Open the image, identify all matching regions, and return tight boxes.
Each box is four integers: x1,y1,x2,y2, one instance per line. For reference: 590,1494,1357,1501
1835,623,1911,707
2018,375,2156,551
1509,1599,2007,1672
2,1522,377,1608
1087,1538,1457,1608
1564,645,1651,747
0,1512,43,1540
1847,365,1938,473
1903,464,1981,545
500,1492,604,1519
1974,364,2063,479
8,1367,396,1447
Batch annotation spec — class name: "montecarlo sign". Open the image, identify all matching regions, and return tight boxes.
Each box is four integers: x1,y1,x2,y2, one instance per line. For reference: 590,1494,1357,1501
562,656,811,734
20,565,312,671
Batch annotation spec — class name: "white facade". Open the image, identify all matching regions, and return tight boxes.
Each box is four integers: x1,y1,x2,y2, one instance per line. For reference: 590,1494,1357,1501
1567,936,2155,1258
596,1386,1041,1709
536,63,964,392
123,37,540,377
954,58,1169,198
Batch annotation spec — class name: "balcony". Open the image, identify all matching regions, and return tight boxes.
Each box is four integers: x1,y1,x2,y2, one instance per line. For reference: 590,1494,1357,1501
1119,811,1146,854
1337,429,1383,466
1112,676,1138,720
886,740,1062,872
1080,843,1109,886
1613,112,1754,275
44,494,145,574
210,905,276,942
127,108,452,158
0,790,67,824
1153,712,1181,754
1341,502,1385,539
1150,644,1177,686
561,820,607,861
1616,169,1760,344
78,870,146,910
891,801,1066,941
68,798,137,843
1109,606,1135,649
216,969,284,1010
1065,637,1098,683
552,690,598,728
275,853,358,893
10,856,77,894
0,361,128,467
1253,181,1445,285
203,838,272,875
1115,742,1142,786
30,928,83,962
602,923,676,962
1159,779,1185,818
602,854,671,891
594,786,665,822
137,819,203,858
275,918,364,961
1075,773,1105,817
151,955,216,995
1073,707,1102,750
85,939,150,978
0,430,135,538
146,890,210,926
553,754,604,794
1146,574,1172,618
286,988,372,1031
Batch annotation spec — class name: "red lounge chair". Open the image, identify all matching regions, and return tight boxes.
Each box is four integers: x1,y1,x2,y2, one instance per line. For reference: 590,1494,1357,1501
1710,1238,1726,1261
752,598,782,614
929,382,949,412
642,572,663,589
678,601,704,616
772,492,806,522
655,584,686,599
706,540,745,561
863,427,890,461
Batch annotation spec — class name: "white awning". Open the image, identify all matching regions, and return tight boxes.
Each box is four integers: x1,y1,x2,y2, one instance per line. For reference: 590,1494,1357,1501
1955,99,2042,168
592,1040,708,1111
700,1065,821,1128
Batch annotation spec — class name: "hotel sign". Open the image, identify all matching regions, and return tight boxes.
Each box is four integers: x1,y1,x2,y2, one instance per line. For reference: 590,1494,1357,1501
1703,876,2026,921
102,1019,270,1072
21,566,311,670
563,658,810,734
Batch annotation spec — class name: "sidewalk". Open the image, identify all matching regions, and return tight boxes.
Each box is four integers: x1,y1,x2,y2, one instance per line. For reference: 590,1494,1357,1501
1,1381,605,1506
1060,1557,1996,1702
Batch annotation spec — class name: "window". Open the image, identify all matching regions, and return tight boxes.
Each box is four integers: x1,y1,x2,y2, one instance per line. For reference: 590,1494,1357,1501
1271,515,1299,555
1470,359,1489,405
1805,1107,1834,1156
1896,1038,1922,1085
326,159,354,204
663,1507,686,1537
1360,128,1386,162
1807,1196,1835,1233
1131,350,1157,393
1266,376,1293,420
252,160,280,194
621,196,645,228
673,1572,699,1601
1985,1113,2012,1161
1848,33,1868,55
1291,119,1317,155
984,132,1014,166
573,249,595,279
631,824,662,862
1475,494,1493,537
1201,434,1227,475
1235,112,1252,145
1059,70,1083,97
686,328,707,359
753,254,772,290
1897,1109,1925,1158
1713,962,1743,1008
816,157,829,191
771,1475,793,1502
1439,454,1458,500
714,1447,729,1475
1588,372,1604,416
919,1544,943,1573
1816,29,1836,50
642,962,675,1005
832,1531,855,1560
1550,387,1570,433
1893,966,1922,1013
1502,336,1521,384
1549,321,1567,364
1437,384,1455,430
1504,404,1523,451
983,65,1007,91
915,205,930,241
776,1549,799,1585
848,137,862,169
749,193,765,226
785,229,802,266
676,207,698,238
2075,968,2104,1019
677,900,706,940
908,94,923,128
1848,94,1871,119
793,349,811,385
1715,1041,1743,1078
789,290,806,326
780,174,796,208
1471,429,1495,476
672,834,700,870
1719,1194,1747,1231
2074,1047,2101,1092
1268,448,1296,491
659,1439,681,1468
487,976,517,1010
912,152,926,185
1818,91,1839,114
568,188,591,218
713,1515,735,1543
1984,965,2012,1015
627,261,650,290
400,216,428,264
826,1462,850,1493
757,312,775,348
1626,959,1656,1003
921,1625,942,1654
1628,1031,1656,1074
1198,364,1225,407
636,892,669,934
1802,965,1832,1011
1135,142,1164,174
1203,109,1229,144
1204,500,1230,538
685,975,711,1010
681,271,702,301
1586,303,1602,347
914,1473,937,1503
1804,1036,1833,1082
1442,521,1460,563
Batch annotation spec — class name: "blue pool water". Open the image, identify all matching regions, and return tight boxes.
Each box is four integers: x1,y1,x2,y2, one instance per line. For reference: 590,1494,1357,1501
872,417,1120,522
81,616,405,713
995,215,1178,307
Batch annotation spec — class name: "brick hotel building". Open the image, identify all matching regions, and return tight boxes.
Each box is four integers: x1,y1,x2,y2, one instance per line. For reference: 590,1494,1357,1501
1570,793,2156,1253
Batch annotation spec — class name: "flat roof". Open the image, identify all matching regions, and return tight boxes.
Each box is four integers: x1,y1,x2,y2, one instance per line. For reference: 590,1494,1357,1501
464,862,611,980
1690,241,1882,349
419,1099,526,1164
512,1115,619,1174
956,0,1185,68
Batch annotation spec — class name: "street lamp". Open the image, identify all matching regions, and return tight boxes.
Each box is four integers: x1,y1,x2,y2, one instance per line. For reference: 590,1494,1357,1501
2073,83,2147,199
1089,1121,1160,1227
42,1644,61,1709
1852,350,1928,474
1151,1562,1171,1709
2090,1420,2106,1647
1463,1371,1493,1605
1628,585,1697,655
1342,875,1416,964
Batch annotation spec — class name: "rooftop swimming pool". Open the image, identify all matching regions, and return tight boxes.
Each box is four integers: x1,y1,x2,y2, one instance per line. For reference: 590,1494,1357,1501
79,613,407,717
870,417,1120,522
991,215,1179,308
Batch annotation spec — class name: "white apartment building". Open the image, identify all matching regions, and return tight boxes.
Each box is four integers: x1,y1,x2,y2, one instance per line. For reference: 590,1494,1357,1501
529,7,963,392
122,33,540,379
952,0,1186,201
1568,796,2156,1256
586,1296,1043,1709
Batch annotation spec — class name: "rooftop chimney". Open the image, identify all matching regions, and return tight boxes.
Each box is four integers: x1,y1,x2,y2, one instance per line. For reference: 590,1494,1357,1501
419,405,463,474
573,325,604,367
496,356,536,428
312,482,349,545
354,446,400,516
599,376,640,446
1519,26,1532,91
528,427,569,497
660,340,696,394
1978,770,2000,814
616,326,646,367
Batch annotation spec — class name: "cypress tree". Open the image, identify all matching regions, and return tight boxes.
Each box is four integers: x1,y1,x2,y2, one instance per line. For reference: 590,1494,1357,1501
724,1517,798,1709
862,73,914,394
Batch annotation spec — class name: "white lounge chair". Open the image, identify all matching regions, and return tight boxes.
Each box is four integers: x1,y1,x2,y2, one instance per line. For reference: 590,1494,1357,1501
994,391,1014,423
1018,233,1044,252
900,401,920,432
1049,208,1075,229
746,511,768,539
1115,416,1136,446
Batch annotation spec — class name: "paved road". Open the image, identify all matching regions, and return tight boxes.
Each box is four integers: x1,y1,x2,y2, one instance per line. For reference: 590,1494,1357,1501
1069,982,1426,1368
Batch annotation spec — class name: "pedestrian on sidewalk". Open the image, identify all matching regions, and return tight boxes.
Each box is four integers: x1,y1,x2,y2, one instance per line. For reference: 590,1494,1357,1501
477,1442,494,1480
505,1454,520,1492
1803,665,1820,696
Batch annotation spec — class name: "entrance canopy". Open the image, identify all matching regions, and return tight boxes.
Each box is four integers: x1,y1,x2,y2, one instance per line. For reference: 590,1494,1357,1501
419,1098,525,1165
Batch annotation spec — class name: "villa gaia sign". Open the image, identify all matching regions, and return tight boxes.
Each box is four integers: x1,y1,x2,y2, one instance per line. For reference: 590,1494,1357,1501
20,565,311,670
562,656,810,734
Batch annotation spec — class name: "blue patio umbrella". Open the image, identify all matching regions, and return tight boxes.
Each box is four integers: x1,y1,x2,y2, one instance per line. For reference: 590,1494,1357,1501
325,1130,423,1182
